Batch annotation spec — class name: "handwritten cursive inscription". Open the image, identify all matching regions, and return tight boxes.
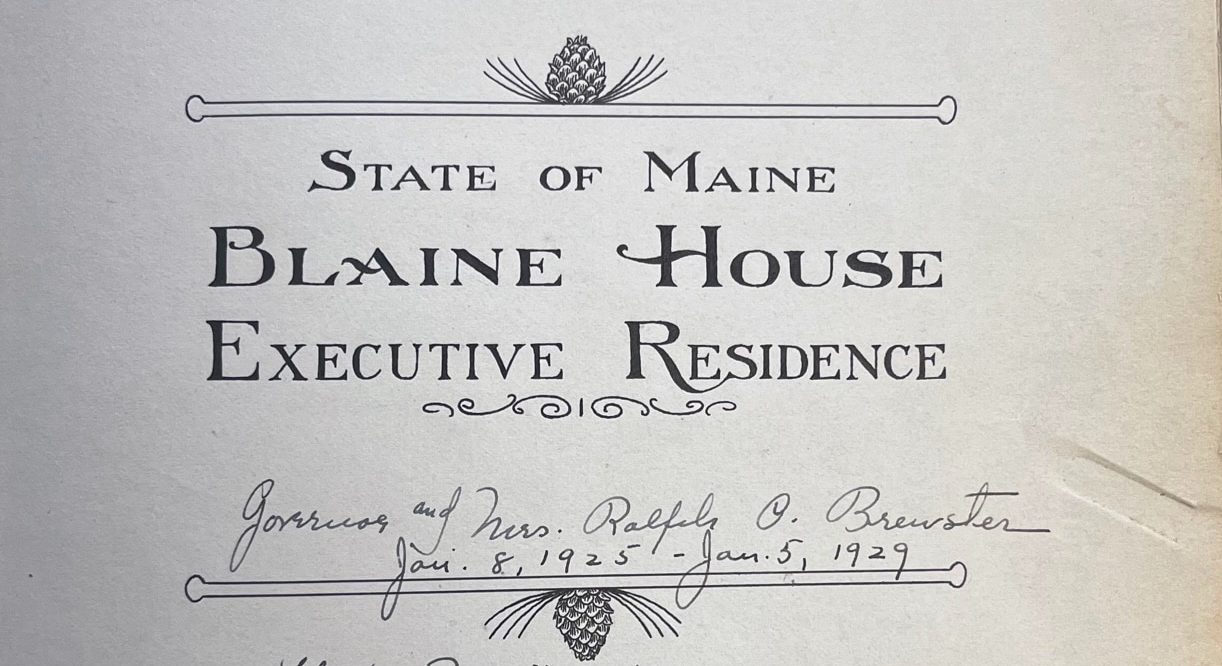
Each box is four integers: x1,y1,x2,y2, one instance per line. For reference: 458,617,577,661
230,479,390,572
583,493,719,554
825,482,1051,534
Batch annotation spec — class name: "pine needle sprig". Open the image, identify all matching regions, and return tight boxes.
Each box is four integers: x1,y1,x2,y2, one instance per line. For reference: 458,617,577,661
599,55,668,104
511,58,552,101
483,58,552,103
485,590,563,639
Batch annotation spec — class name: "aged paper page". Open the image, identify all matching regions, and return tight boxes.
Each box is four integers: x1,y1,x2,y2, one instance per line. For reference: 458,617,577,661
2,2,1220,664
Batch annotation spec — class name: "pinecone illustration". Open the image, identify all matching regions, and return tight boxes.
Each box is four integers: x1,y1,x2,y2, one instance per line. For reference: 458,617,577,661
486,586,679,660
545,35,607,103
553,589,614,661
484,35,666,104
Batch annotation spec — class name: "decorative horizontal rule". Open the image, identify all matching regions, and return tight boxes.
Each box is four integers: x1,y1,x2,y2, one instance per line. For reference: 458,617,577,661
186,35,957,125
185,95,958,124
185,562,966,660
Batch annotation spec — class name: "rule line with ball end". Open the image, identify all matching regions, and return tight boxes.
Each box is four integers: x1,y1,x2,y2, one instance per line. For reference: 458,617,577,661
184,561,968,602
183,95,959,125
183,562,967,659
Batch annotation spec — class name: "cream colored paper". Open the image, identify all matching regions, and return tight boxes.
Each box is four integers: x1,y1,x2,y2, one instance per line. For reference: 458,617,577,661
2,2,1220,664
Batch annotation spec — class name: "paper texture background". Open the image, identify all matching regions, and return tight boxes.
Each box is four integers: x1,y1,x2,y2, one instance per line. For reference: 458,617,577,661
2,1,1220,664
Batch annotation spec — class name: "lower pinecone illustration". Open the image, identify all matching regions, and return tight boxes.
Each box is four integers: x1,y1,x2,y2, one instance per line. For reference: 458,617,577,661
485,586,680,661
553,589,615,661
